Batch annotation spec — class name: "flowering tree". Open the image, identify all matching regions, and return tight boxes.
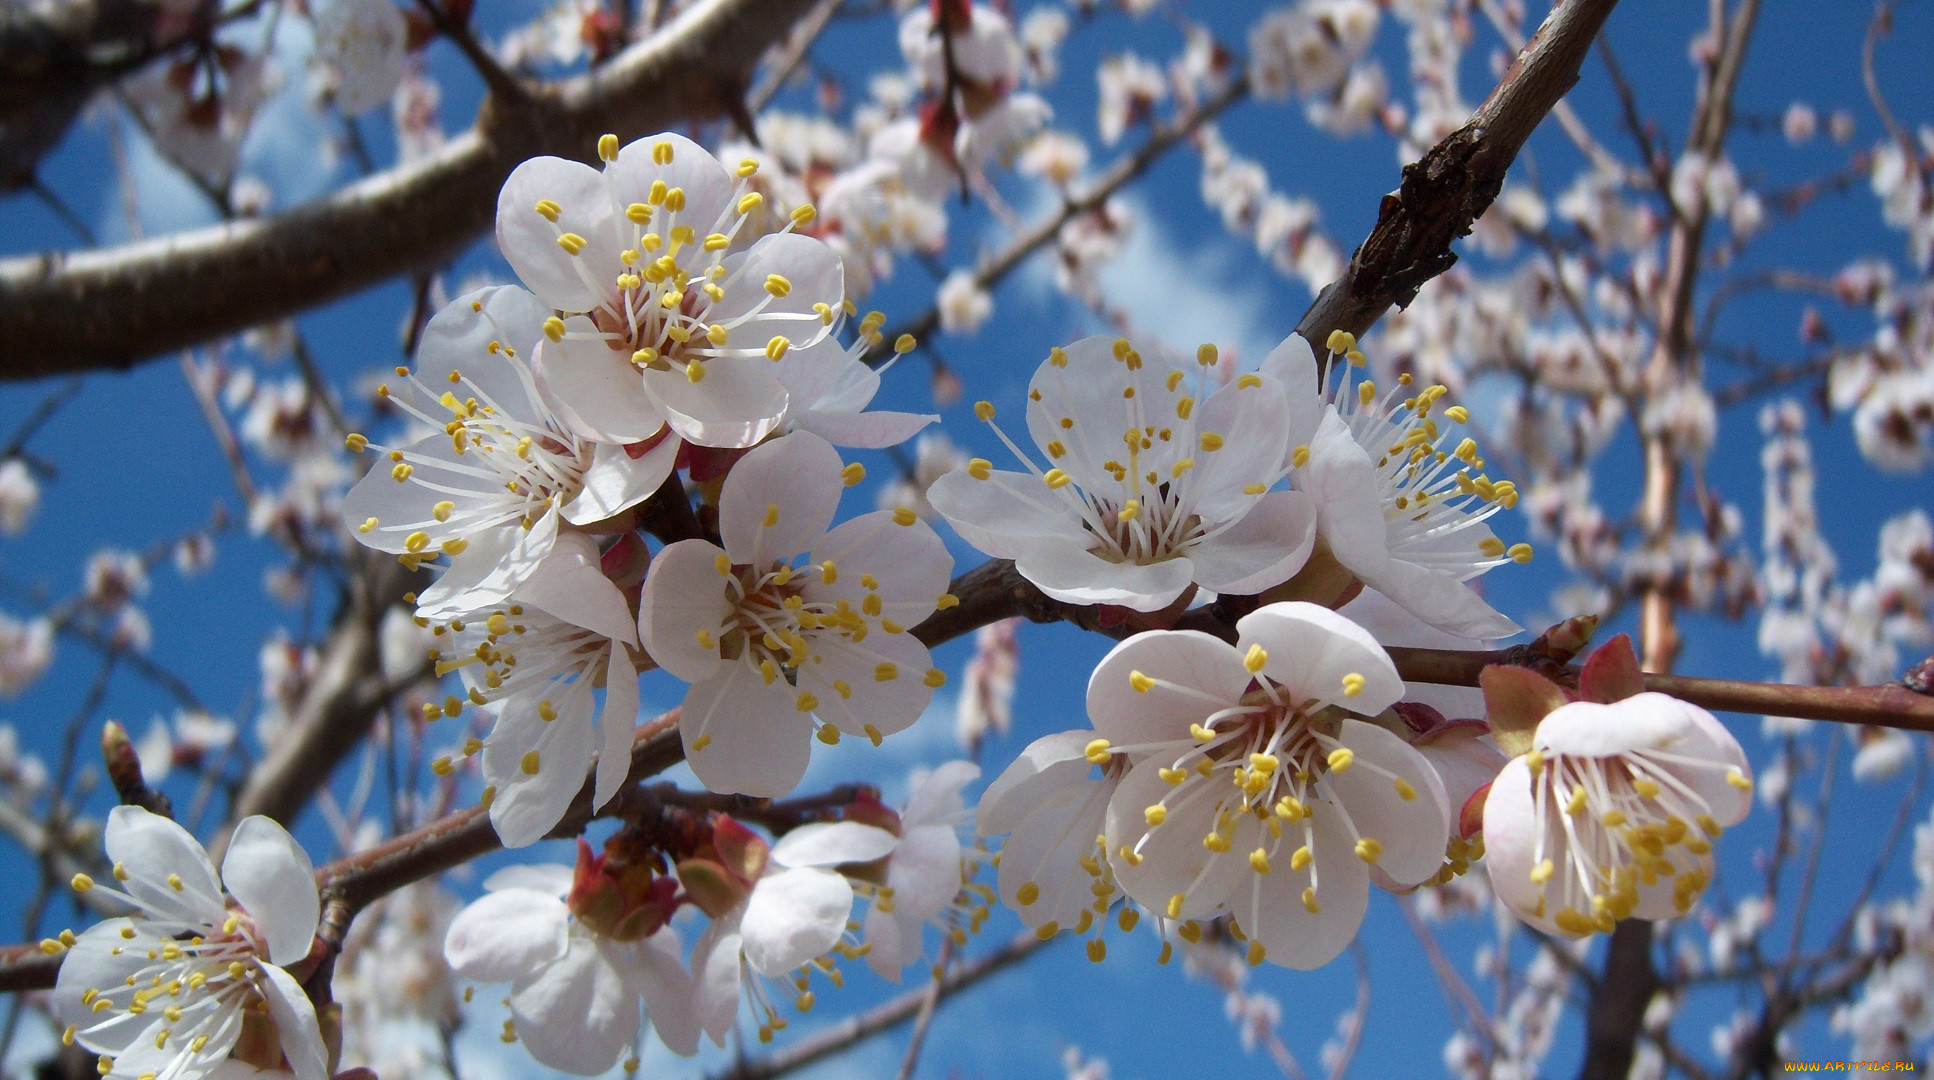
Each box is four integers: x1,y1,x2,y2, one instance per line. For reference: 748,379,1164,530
0,1,1931,1079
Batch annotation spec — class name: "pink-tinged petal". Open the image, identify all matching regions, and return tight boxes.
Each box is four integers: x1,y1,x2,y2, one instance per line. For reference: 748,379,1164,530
794,406,937,448
610,133,735,239
996,772,1116,930
415,510,561,620
1236,602,1403,715
1361,556,1522,640
772,821,898,868
809,510,952,620
414,286,550,419
1478,756,1560,933
508,935,642,1075
796,630,935,739
565,436,676,527
1322,719,1451,888
1245,803,1370,970
1087,630,1246,745
1186,489,1316,595
1024,336,1189,493
1189,371,1293,523
689,916,743,1046
483,680,598,848
537,332,667,445
482,864,575,896
643,356,788,450
977,730,1097,837
741,866,853,976
256,960,330,1080
1015,541,1196,611
633,927,700,1056
1257,334,1323,449
514,530,638,645
221,816,319,966
926,469,1091,560
718,431,844,564
104,805,224,924
638,538,734,682
706,233,843,348
594,644,639,810
1415,728,1508,820
1301,409,1392,578
1105,759,1245,920
497,156,616,313
682,668,813,797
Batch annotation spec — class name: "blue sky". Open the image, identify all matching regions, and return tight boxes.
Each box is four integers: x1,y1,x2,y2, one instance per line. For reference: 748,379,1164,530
2,1,1933,1077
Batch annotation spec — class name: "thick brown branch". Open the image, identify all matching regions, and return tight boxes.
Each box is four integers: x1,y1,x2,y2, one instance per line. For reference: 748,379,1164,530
0,0,820,382
1294,0,1618,347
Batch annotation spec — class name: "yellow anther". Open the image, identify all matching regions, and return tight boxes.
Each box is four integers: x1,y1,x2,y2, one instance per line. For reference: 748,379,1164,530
1043,468,1071,489
1198,432,1225,452
924,668,947,688
1394,778,1417,801
1249,849,1271,874
1566,786,1589,815
625,202,652,224
1243,644,1267,673
556,233,587,255
392,463,414,482
1166,894,1185,920
1355,838,1383,864
1341,672,1366,697
1327,747,1355,773
1301,887,1321,914
789,204,816,226
892,507,918,527
1144,804,1167,826
597,133,619,161
894,334,916,354
358,517,378,533
1726,767,1752,792
519,751,540,776
1190,723,1218,742
967,458,993,480
1236,374,1261,389
1016,882,1040,906
692,734,713,752
1508,543,1534,564
533,198,561,221
71,874,94,893
431,756,454,777
974,401,996,422
1128,670,1155,694
765,336,790,361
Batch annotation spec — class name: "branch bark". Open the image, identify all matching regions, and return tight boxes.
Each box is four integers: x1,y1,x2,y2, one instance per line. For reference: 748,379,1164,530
0,0,820,382
1293,0,1619,347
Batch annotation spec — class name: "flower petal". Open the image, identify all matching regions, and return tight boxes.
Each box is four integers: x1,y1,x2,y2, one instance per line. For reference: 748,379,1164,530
256,959,330,1080
1360,556,1523,640
1245,799,1371,970
610,133,736,241
594,643,639,811
1024,336,1188,493
415,509,560,621
740,866,853,976
643,356,788,450
1015,541,1196,611
514,530,639,645
221,816,320,966
1087,630,1246,746
926,468,1091,561
978,730,1096,837
718,430,844,564
705,233,842,349
1104,758,1245,920
497,156,616,314
482,864,575,896
445,889,572,984
809,510,952,620
689,918,743,1046
483,679,598,847
634,927,700,1056
1478,756,1553,932
104,805,224,924
566,437,676,527
538,332,667,445
771,821,898,868
1236,601,1404,715
795,630,935,739
1188,371,1293,524
681,668,813,797
638,538,734,682
996,771,1115,930
508,934,641,1075
1185,489,1317,596
1257,333,1324,449
1322,718,1451,888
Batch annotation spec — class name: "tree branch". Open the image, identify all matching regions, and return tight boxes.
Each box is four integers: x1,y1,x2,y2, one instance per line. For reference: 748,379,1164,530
1294,0,1619,347
0,0,822,382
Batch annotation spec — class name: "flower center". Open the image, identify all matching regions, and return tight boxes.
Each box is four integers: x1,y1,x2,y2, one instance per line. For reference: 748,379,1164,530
1520,747,1741,935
